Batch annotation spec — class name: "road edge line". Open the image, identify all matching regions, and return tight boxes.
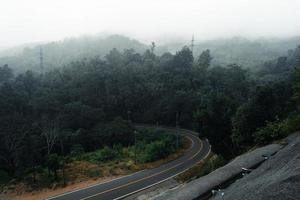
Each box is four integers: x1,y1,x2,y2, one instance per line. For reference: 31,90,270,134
113,142,211,200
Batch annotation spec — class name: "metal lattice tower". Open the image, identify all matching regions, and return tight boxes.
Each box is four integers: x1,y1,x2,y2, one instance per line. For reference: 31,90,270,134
40,46,44,74
190,35,195,53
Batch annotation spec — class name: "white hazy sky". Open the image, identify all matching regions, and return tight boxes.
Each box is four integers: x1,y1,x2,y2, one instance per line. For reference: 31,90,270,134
1,0,300,49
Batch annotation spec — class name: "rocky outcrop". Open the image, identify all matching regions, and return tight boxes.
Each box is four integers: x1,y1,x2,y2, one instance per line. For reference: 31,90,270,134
210,132,300,200
152,133,300,200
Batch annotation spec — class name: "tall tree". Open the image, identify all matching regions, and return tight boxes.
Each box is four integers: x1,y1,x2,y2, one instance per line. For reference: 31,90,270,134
197,49,212,71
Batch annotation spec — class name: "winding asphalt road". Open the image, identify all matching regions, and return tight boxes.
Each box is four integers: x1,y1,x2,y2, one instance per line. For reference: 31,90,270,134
46,126,211,200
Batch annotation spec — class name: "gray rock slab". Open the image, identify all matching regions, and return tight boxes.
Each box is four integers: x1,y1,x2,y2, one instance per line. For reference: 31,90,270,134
153,143,282,200
211,133,300,200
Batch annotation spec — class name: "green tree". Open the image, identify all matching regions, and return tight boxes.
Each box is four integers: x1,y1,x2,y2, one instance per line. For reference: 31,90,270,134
197,49,212,71
231,84,290,147
195,91,235,157
0,64,13,84
292,66,300,105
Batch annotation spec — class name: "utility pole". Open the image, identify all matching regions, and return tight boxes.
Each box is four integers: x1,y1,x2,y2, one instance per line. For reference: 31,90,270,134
134,130,137,164
60,138,66,186
39,46,44,74
128,110,137,164
127,110,131,124
176,111,179,149
190,35,195,54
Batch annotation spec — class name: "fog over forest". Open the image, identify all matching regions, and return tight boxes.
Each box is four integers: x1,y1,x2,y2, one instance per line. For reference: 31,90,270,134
1,1,300,200
1,0,300,50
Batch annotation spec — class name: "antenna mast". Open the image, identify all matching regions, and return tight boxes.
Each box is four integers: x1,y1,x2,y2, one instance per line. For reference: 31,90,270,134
190,35,195,54
40,46,44,74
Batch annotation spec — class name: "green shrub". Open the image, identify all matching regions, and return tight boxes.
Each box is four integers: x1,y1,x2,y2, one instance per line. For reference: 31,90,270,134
254,120,288,145
82,152,99,163
137,136,176,163
70,144,85,160
85,169,103,178
177,154,226,183
0,170,10,185
82,128,182,164
253,113,300,145
82,146,119,163
285,113,300,132
197,155,226,178
138,141,165,163
98,146,118,162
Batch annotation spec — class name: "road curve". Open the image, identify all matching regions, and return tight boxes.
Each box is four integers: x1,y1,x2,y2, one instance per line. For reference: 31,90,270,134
46,126,211,200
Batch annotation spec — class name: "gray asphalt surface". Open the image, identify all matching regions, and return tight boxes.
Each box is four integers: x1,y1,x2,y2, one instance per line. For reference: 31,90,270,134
46,127,211,200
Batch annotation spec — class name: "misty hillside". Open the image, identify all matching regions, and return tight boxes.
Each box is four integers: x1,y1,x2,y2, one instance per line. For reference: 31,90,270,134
159,37,300,70
0,35,147,73
1,34,300,74
0,42,41,58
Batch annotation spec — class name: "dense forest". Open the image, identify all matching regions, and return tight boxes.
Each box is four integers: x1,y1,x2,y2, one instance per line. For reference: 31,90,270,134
1,40,300,186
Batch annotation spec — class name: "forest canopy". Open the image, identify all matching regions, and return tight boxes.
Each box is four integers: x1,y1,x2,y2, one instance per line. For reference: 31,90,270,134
1,42,300,183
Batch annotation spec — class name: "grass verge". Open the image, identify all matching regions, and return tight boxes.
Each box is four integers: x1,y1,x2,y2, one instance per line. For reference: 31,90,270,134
175,153,225,183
